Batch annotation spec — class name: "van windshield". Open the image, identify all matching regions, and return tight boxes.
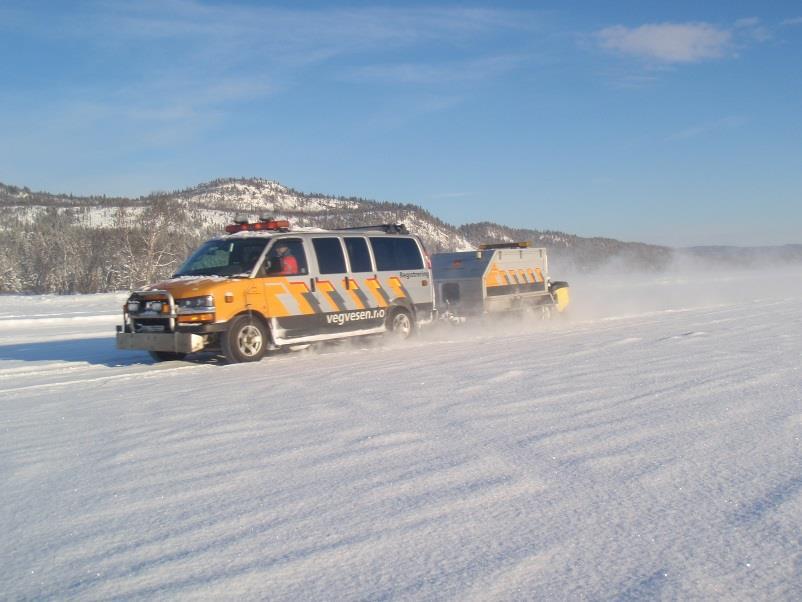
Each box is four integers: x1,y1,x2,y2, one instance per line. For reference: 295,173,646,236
174,238,268,277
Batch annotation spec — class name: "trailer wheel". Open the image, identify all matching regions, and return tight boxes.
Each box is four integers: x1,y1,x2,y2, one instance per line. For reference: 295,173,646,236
148,351,187,362
222,315,267,363
387,307,414,339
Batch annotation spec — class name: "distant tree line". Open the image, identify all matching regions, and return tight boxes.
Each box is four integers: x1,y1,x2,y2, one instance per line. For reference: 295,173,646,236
0,201,212,294
457,222,674,273
0,203,463,294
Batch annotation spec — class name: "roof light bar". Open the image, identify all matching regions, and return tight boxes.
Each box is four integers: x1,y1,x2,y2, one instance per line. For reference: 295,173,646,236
225,218,290,234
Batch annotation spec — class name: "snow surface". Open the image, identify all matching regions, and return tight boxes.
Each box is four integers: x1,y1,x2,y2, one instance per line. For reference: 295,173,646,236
2,269,802,600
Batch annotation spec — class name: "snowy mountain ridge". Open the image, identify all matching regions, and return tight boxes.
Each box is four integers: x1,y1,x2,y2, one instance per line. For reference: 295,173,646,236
0,178,670,270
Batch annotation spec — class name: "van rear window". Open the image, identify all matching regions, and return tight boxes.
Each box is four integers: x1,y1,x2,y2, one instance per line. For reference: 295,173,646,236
369,237,424,271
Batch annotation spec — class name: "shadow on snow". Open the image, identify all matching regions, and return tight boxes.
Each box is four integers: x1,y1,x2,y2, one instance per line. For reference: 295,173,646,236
0,337,215,368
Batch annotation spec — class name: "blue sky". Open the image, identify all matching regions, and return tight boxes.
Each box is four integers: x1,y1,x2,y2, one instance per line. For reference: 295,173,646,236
1,0,801,246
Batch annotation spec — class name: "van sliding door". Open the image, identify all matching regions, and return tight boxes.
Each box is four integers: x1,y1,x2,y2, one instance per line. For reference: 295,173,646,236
312,237,385,333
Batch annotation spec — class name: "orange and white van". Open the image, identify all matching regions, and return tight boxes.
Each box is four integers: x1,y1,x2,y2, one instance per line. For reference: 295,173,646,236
116,219,434,363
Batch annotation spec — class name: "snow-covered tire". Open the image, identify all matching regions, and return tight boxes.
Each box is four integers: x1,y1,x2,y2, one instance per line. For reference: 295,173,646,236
148,351,187,362
222,315,268,363
386,307,415,340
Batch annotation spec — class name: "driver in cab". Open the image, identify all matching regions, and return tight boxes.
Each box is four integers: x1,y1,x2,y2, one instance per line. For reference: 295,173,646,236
268,243,299,276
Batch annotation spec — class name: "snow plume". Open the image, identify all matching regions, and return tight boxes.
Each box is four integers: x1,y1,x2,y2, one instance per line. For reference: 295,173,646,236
563,259,802,323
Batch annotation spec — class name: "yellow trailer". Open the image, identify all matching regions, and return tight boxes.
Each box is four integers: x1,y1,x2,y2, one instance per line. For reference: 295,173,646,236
431,242,569,318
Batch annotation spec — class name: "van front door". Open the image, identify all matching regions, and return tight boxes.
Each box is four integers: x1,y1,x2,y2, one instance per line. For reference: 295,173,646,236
260,237,319,341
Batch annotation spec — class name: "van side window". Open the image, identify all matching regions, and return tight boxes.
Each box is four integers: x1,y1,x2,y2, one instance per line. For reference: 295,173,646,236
344,237,372,272
265,238,308,276
312,238,347,274
370,237,424,271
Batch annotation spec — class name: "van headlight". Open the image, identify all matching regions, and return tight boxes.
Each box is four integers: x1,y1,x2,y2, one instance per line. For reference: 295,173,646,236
176,295,215,310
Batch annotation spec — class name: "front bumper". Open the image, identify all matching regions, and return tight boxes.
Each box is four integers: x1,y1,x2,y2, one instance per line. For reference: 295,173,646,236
116,332,207,354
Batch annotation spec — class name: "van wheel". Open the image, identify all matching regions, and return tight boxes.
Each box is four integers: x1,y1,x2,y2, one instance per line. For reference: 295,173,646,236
387,308,414,339
148,351,187,362
222,315,267,363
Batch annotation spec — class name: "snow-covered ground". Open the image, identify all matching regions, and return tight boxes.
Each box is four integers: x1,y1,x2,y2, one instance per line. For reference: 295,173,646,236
2,268,801,600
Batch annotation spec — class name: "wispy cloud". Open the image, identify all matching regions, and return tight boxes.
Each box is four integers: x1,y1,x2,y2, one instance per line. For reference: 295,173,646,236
2,2,541,145
100,2,532,41
666,116,746,141
781,17,802,26
343,55,524,86
61,2,538,65
602,71,662,89
597,22,732,63
734,17,772,41
357,93,466,132
428,192,473,200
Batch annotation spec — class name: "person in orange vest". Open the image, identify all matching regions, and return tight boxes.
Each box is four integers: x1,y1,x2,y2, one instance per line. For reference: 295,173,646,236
272,243,299,275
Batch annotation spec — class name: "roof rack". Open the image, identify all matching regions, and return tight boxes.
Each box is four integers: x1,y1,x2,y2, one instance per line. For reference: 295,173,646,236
338,223,409,234
478,241,530,250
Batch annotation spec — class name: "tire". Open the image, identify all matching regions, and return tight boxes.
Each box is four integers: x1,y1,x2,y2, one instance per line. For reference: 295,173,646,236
386,307,415,340
148,351,187,362
222,315,268,363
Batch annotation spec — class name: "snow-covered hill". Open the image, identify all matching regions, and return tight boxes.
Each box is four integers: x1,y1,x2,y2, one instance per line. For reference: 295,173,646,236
0,178,474,253
177,179,363,213
4,177,799,297
2,268,801,599
0,178,666,264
